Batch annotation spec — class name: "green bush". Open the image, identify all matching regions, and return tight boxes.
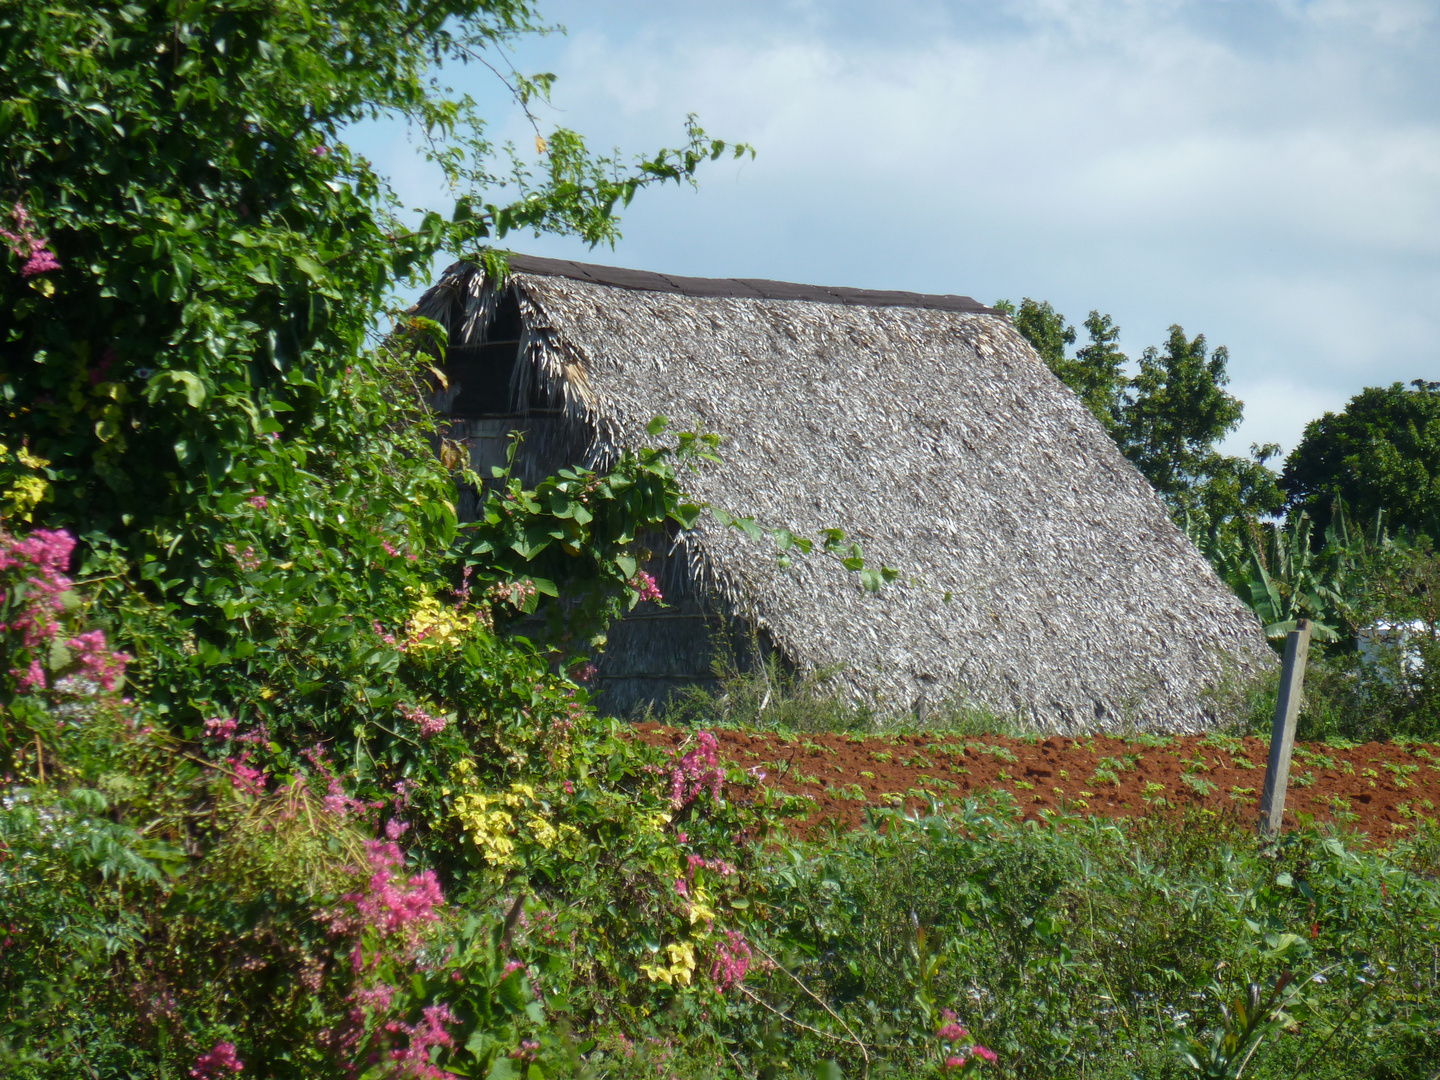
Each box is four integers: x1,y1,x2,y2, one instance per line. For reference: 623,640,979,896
729,800,1440,1080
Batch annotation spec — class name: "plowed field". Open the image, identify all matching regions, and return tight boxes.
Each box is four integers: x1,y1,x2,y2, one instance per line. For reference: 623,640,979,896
634,724,1440,838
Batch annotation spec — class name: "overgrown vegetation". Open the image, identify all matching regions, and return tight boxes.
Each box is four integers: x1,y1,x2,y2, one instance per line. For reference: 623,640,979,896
743,801,1440,1079
2,1,1438,1077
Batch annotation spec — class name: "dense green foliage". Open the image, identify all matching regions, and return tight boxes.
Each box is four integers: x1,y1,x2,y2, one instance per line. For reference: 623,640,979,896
740,800,1440,1079
1282,380,1440,539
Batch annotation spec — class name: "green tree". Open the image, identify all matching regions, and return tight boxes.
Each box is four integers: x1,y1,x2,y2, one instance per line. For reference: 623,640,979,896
1281,380,1440,538
1116,325,1281,527
0,0,750,726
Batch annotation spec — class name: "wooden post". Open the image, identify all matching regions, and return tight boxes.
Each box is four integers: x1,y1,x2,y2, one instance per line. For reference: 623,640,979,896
1259,619,1312,837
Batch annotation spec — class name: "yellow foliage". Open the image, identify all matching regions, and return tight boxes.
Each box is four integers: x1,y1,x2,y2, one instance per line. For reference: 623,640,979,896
450,768,578,868
405,595,478,651
3,474,49,522
640,941,696,986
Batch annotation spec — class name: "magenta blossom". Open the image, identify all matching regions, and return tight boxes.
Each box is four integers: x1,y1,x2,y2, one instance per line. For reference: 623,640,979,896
0,203,61,278
629,570,663,603
668,730,723,809
190,1041,243,1078
397,702,448,739
67,628,129,690
709,931,752,991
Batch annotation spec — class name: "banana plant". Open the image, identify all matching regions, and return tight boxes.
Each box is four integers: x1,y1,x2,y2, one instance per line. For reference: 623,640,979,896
1191,502,1386,648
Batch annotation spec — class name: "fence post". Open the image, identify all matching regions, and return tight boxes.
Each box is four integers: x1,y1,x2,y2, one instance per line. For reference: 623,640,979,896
1259,618,1312,838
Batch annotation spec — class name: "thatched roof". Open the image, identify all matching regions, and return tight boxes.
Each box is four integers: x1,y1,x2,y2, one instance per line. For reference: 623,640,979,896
413,254,1272,732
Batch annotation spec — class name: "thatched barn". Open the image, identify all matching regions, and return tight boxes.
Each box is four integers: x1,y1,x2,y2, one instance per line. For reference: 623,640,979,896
412,254,1271,732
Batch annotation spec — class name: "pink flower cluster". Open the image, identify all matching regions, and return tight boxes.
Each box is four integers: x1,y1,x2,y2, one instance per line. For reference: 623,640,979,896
204,716,238,741
668,731,723,809
1,527,132,695
485,579,538,610
629,570,663,603
298,745,383,821
246,495,268,510
343,841,443,960
937,1010,997,1069
709,931,751,991
0,203,61,277
189,1041,243,1078
223,543,261,572
398,702,448,739
381,539,419,562
226,750,268,797
66,628,128,690
384,1003,457,1079
1,528,75,680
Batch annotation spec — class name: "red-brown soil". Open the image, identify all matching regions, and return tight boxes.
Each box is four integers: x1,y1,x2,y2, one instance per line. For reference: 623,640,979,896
633,724,1440,840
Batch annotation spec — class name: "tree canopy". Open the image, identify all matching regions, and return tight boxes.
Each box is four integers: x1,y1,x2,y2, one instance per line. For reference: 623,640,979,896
1281,380,1440,538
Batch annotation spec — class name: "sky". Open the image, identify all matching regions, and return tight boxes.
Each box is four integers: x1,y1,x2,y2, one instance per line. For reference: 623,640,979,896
347,0,1440,459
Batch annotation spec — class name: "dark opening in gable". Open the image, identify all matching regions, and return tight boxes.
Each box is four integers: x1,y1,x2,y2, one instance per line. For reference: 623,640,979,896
442,287,523,416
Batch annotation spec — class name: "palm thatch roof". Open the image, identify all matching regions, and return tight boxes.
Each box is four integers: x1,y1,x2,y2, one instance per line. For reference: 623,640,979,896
412,254,1271,732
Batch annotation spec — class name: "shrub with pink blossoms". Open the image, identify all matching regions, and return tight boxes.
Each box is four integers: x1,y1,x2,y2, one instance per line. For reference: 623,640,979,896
668,730,724,809
189,1041,243,1078
629,570,663,604
0,202,61,278
709,931,751,991
935,1010,997,1074
66,628,129,690
1,526,132,697
398,701,449,739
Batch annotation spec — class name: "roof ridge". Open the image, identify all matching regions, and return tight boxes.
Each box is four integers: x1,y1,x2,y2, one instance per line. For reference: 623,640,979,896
498,253,997,315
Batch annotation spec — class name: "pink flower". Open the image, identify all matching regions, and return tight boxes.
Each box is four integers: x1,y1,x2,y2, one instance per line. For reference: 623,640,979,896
629,570,663,603
13,660,46,691
204,717,238,741
67,628,129,690
502,960,526,979
937,1023,969,1041
228,754,268,797
190,1041,244,1078
246,495,268,510
668,731,723,809
21,248,60,277
0,203,61,278
223,543,261,571
343,841,443,943
970,1045,997,1064
397,702,448,739
674,878,689,897
562,780,575,795
385,819,410,840
385,1003,457,1078
381,540,401,557
943,1055,966,1070
709,931,751,991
